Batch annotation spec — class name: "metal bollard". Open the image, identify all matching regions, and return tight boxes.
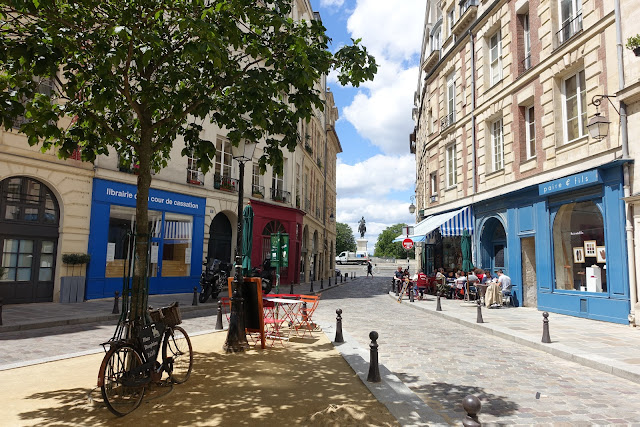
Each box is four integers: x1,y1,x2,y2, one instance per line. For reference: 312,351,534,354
354,271,357,279
320,278,324,290
290,282,294,294
329,277,332,287
462,395,482,427
215,299,224,330
334,309,344,343
436,294,442,311
310,279,314,293
367,331,381,382
476,301,484,323
542,311,551,343
395,282,399,297
112,291,120,314
409,286,414,302
0,297,3,326
340,274,343,283
192,286,198,306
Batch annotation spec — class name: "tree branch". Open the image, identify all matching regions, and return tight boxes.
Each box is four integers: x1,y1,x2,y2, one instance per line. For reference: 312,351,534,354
83,110,139,151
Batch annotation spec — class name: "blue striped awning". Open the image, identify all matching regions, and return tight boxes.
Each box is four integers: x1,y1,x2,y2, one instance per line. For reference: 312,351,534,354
440,206,474,236
393,206,474,242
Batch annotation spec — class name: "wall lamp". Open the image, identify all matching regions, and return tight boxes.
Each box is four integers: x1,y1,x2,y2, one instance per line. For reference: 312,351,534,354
409,195,416,215
587,95,619,141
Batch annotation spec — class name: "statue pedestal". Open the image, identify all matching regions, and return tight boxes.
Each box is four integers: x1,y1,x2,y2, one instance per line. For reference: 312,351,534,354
356,239,368,253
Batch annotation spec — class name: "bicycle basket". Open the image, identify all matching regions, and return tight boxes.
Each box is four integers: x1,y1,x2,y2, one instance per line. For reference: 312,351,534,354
149,303,182,326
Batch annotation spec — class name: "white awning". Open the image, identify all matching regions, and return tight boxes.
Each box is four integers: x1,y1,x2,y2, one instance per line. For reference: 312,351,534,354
393,206,473,242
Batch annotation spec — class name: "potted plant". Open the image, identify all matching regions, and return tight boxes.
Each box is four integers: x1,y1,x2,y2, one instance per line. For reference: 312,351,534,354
0,265,6,280
252,189,263,198
60,253,91,303
626,34,640,56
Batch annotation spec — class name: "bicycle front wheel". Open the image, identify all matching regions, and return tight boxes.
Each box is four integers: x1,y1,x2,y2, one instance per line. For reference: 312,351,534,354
99,344,145,417
162,326,193,384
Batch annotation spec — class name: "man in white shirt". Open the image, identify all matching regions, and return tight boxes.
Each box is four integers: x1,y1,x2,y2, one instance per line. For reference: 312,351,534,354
497,269,512,296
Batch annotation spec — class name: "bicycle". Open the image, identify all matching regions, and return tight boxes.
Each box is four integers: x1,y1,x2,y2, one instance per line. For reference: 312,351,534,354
97,302,193,416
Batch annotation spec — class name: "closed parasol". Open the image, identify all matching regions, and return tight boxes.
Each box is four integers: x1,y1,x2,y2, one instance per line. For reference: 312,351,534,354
241,202,254,276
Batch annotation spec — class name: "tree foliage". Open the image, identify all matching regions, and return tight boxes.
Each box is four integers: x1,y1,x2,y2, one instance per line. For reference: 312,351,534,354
0,0,377,318
374,223,415,259
335,222,356,254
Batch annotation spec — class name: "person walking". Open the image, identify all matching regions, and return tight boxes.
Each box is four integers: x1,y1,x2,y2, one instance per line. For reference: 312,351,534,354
366,260,373,277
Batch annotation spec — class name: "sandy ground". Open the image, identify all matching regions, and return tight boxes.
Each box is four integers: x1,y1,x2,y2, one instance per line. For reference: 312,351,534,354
0,330,399,426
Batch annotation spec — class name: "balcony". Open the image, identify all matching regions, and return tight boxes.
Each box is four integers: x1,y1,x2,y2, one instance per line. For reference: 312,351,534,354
186,169,204,186
452,0,478,38
214,175,238,193
556,13,582,47
304,142,313,155
270,188,290,203
440,112,455,132
521,54,532,73
430,194,438,203
251,184,265,199
422,49,440,75
410,130,416,154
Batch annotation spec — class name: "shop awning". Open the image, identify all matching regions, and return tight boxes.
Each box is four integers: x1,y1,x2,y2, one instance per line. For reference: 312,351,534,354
394,206,474,242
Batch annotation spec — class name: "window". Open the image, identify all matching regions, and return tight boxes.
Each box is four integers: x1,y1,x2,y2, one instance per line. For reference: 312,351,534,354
430,26,441,52
491,119,504,171
447,72,456,126
523,14,531,70
448,9,455,37
1,177,59,225
525,106,536,159
430,172,438,196
252,164,264,196
557,0,582,45
428,108,434,134
553,200,605,292
489,31,502,86
214,137,233,178
187,153,203,185
563,70,587,144
446,144,457,187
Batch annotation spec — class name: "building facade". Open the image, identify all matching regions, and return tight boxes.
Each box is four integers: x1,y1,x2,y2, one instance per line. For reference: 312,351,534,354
411,0,638,324
0,2,338,303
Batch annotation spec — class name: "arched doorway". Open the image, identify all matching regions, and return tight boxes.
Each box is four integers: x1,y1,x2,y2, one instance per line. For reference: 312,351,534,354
480,217,507,275
0,177,60,303
208,213,232,263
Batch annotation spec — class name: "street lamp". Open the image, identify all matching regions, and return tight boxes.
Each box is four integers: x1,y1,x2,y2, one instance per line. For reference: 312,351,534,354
408,195,416,215
329,211,335,222
587,95,618,141
223,139,257,353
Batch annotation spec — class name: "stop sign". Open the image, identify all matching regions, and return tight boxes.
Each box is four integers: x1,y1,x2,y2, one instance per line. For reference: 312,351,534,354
402,238,414,250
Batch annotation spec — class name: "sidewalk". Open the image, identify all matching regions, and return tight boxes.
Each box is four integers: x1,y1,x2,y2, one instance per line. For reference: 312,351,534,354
0,279,337,333
389,291,640,385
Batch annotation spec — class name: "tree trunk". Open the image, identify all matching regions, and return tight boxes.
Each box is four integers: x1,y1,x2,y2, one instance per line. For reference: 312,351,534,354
131,124,153,322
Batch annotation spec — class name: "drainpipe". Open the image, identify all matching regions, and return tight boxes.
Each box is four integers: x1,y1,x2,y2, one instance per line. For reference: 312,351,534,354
470,30,477,196
613,0,636,325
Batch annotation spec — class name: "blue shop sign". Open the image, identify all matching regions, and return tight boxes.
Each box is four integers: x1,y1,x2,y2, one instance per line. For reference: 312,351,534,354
538,170,602,196
93,178,205,216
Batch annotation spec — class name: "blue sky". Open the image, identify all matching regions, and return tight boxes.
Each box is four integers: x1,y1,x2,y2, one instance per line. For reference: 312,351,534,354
309,0,425,251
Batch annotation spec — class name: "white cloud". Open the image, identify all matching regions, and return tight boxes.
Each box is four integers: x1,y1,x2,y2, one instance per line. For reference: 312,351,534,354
342,63,417,155
336,154,415,198
320,0,345,6
346,0,425,62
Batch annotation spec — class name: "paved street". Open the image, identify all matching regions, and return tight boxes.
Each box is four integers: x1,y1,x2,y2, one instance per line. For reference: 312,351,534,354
313,277,640,426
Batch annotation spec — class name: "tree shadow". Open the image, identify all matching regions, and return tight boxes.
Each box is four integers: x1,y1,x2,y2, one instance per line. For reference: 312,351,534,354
17,339,399,426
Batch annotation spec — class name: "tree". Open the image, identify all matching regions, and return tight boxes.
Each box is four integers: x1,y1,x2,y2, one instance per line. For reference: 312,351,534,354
0,0,376,320
374,223,415,259
336,222,356,254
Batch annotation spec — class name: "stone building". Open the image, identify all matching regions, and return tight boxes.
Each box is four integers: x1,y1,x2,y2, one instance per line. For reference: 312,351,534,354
410,0,638,324
0,1,338,303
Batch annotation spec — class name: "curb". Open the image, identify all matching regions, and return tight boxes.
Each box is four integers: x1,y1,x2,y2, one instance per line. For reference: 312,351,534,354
388,292,640,385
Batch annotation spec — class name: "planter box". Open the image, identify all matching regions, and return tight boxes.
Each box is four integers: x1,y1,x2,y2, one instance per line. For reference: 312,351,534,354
60,276,86,303
634,47,640,57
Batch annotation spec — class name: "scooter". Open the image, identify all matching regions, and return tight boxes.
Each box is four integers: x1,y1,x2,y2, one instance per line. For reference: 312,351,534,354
199,259,232,303
251,258,274,295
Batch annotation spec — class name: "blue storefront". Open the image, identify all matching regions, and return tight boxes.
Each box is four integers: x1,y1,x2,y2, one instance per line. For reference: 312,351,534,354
474,162,630,324
86,178,205,299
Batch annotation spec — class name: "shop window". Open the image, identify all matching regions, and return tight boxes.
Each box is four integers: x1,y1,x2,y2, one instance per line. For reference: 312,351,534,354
161,213,192,277
553,200,606,292
1,239,33,281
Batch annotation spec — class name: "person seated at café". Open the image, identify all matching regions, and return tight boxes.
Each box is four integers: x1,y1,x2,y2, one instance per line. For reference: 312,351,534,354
452,271,466,299
481,270,494,284
393,266,403,289
415,269,428,299
467,270,479,300
497,269,512,297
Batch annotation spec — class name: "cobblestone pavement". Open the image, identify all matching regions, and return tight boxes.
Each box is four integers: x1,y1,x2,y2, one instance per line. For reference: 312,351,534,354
313,277,640,426
0,307,225,370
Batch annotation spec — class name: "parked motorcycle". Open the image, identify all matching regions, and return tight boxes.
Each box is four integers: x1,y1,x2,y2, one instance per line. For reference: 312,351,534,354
199,259,232,303
251,258,274,295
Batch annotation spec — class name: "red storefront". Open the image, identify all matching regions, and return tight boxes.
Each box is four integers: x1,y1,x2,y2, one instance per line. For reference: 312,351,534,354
250,199,304,286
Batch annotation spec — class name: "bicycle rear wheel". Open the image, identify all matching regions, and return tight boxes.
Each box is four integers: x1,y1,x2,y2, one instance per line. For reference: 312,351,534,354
99,344,145,416
162,326,193,384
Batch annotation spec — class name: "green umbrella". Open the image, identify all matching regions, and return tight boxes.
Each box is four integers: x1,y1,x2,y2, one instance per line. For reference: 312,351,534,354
461,229,473,272
241,202,254,276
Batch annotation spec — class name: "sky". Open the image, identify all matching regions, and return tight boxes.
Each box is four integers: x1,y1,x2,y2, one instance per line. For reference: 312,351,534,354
310,0,426,252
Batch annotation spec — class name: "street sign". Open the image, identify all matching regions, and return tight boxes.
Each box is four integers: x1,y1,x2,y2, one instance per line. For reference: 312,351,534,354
402,238,414,250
